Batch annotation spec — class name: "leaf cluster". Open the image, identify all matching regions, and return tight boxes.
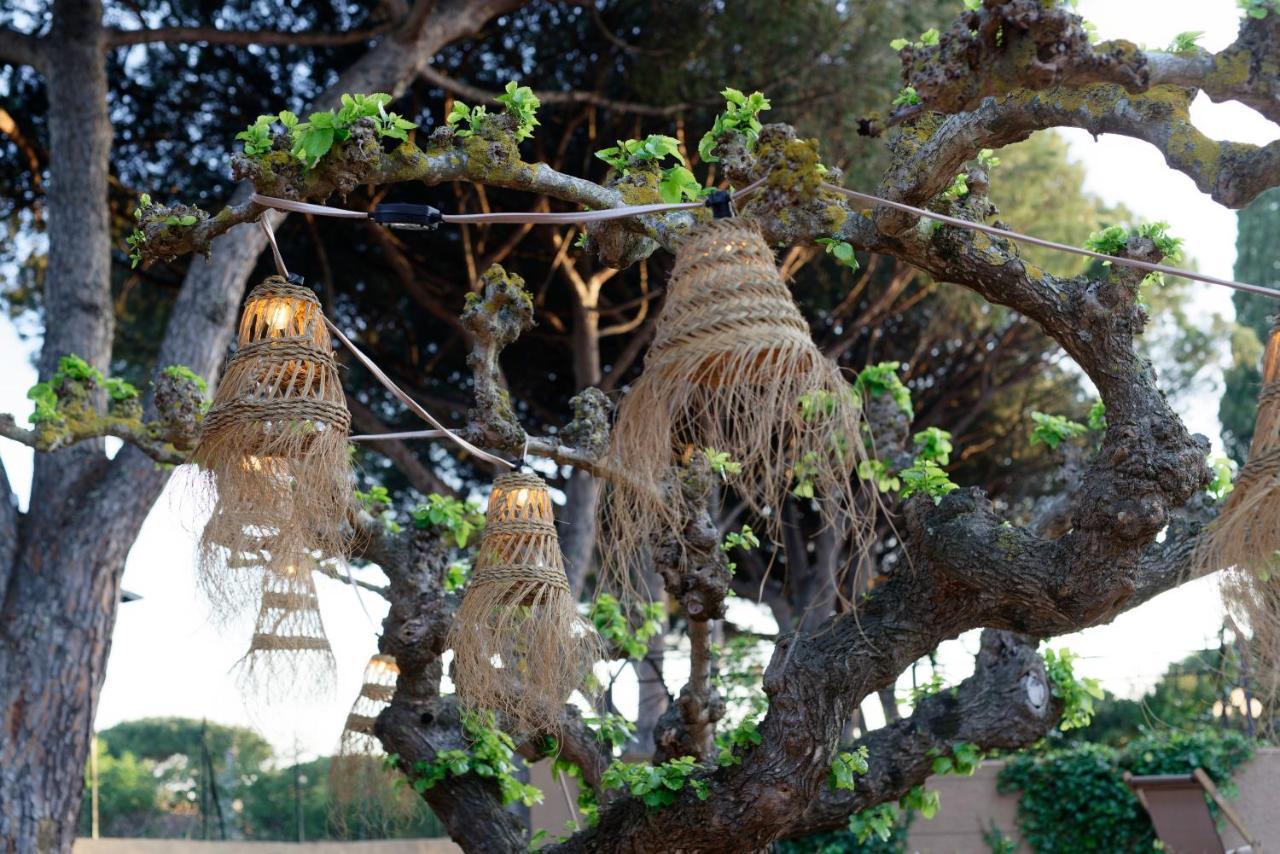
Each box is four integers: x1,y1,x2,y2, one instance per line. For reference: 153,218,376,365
815,237,860,273
889,28,939,51
405,713,542,808
697,88,771,163
28,354,140,425
1028,411,1087,450
589,594,664,659
236,93,417,169
1042,647,1104,731
601,755,709,808
855,362,913,418
410,494,484,548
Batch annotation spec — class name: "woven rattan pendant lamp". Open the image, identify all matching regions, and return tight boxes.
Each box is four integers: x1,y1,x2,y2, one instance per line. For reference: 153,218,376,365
235,559,334,699
1199,318,1280,576
330,655,422,834
1200,319,1280,711
603,219,871,582
448,471,601,733
195,275,353,615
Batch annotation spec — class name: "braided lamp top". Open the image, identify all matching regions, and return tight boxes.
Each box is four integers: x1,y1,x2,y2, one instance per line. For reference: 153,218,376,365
485,471,556,531
238,276,329,348
1264,319,1280,386
649,220,814,385
203,276,350,438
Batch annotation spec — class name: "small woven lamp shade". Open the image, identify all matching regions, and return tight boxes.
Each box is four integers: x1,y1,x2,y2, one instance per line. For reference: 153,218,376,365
340,654,399,741
329,655,422,835
235,560,334,700
448,471,601,733
603,219,871,583
195,275,352,615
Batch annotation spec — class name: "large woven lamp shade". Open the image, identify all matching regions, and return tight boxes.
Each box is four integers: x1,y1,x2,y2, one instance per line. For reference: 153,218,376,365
448,471,601,733
1201,318,1280,725
602,219,871,584
1200,319,1280,576
195,275,353,615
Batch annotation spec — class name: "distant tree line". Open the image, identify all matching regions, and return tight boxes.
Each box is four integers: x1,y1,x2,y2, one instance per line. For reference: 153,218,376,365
81,717,443,841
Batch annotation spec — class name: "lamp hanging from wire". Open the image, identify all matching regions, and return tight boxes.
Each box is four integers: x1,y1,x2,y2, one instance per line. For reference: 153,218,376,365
602,219,874,586
1200,318,1280,720
329,654,421,834
448,471,601,733
235,558,335,700
194,275,353,614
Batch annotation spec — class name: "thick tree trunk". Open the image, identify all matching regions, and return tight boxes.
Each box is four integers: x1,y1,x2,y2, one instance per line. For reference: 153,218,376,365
0,3,116,849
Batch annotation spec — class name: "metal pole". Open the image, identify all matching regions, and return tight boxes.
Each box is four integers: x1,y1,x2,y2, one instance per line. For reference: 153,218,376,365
294,738,304,843
90,732,99,839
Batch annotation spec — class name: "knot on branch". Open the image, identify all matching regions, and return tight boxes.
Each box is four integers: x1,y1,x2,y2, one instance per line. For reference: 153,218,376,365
653,682,726,764
462,265,535,348
463,265,535,451
865,392,914,471
561,388,612,458
136,200,213,263
745,125,855,247
959,629,1058,743
585,167,667,270
652,459,730,621
1078,417,1210,544
152,366,205,446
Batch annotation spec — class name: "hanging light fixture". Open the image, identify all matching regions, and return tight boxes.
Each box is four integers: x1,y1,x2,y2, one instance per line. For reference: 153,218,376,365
195,275,353,616
602,219,873,585
235,559,334,700
1201,319,1280,718
1200,319,1280,575
448,471,601,733
330,654,423,835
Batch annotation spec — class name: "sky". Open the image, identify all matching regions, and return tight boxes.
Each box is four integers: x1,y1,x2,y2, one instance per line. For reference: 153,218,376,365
0,0,1277,758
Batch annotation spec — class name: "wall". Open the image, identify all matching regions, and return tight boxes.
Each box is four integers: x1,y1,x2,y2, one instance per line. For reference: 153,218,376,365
74,841,460,854
906,747,1279,852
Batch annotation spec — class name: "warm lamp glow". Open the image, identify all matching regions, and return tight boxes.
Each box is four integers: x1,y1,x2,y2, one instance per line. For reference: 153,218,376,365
265,301,293,333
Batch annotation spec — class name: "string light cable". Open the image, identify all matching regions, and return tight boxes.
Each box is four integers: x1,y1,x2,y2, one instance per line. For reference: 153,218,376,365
252,181,1277,300
820,182,1278,300
257,218,512,467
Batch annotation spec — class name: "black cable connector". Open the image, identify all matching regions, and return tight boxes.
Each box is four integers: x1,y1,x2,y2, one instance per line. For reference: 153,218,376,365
705,189,734,219
371,202,444,231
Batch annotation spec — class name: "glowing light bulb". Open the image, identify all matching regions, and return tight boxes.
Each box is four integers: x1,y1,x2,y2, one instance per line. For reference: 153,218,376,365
513,488,530,508
265,301,292,333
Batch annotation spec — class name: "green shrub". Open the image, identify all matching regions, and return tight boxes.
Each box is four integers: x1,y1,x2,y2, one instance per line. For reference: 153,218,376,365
997,729,1254,852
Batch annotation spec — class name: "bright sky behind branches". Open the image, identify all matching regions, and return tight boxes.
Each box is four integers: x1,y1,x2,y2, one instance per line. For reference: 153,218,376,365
0,0,1276,756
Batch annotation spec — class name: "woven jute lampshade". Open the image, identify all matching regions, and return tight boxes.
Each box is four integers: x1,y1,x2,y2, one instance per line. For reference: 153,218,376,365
1201,319,1280,726
448,471,601,733
195,275,352,616
602,219,872,586
341,654,399,739
235,560,334,700
330,655,423,834
1200,319,1280,576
